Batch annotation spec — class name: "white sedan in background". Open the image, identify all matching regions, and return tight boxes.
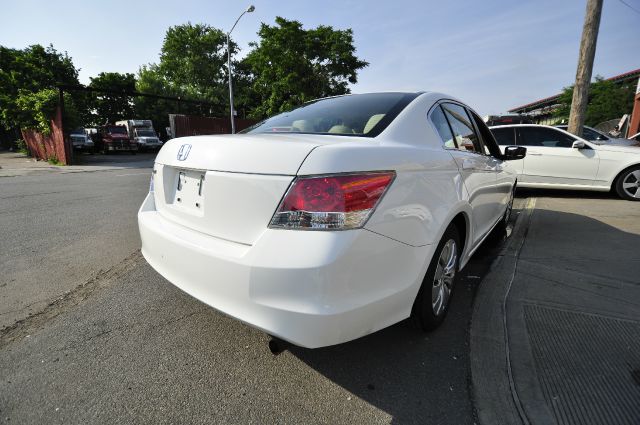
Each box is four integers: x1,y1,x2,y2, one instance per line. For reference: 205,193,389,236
138,92,525,348
490,124,640,201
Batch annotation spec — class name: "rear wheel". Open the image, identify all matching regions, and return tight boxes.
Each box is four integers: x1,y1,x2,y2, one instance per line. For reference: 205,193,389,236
615,166,640,201
497,183,516,232
411,225,460,331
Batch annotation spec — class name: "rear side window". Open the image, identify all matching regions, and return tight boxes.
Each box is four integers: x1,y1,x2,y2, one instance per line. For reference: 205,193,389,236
491,127,516,146
441,103,481,153
430,105,456,148
518,127,576,148
582,127,607,140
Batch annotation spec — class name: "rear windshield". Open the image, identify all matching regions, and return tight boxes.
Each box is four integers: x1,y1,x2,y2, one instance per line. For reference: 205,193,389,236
136,129,156,137
244,92,419,138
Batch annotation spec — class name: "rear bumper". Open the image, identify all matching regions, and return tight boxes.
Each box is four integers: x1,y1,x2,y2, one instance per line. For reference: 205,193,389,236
138,193,432,348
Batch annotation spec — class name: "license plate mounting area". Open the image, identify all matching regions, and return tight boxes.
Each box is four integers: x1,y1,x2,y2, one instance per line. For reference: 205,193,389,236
173,169,206,213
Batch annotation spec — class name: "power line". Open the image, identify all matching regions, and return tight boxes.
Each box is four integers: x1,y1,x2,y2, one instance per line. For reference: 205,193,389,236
617,0,640,15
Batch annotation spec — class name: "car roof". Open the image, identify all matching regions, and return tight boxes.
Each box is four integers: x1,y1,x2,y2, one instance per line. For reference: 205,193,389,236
308,91,427,103
489,124,561,129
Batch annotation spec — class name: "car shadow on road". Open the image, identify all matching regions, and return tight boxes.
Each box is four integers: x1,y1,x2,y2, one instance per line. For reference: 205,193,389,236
285,223,510,425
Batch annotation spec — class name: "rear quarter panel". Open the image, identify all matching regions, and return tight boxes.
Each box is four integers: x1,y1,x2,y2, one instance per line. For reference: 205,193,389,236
297,140,465,248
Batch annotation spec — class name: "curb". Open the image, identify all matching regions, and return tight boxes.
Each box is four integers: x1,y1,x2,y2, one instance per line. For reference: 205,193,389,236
470,198,536,425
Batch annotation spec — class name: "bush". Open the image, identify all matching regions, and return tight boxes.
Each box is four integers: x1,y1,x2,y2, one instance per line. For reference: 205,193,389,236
15,138,29,155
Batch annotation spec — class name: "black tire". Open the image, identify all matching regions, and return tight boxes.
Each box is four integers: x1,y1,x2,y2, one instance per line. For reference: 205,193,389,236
614,165,640,201
497,183,516,232
411,224,461,331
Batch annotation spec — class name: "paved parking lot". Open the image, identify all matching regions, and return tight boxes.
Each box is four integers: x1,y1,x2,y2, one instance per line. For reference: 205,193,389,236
2,155,638,424
0,155,510,424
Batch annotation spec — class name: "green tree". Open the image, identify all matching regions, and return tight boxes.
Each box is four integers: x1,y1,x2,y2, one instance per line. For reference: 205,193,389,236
134,64,182,138
0,44,80,134
134,23,236,132
241,17,368,118
553,76,636,126
88,72,136,124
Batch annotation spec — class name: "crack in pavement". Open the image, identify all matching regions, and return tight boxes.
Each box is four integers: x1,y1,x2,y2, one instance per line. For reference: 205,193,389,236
0,251,144,349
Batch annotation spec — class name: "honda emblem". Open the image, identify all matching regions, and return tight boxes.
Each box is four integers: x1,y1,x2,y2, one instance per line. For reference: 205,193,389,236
177,144,192,161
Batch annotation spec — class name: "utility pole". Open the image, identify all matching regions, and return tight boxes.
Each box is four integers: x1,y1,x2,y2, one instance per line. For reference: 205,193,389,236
567,0,603,137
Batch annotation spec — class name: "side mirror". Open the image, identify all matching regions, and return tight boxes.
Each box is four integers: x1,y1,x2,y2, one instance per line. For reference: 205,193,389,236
572,140,586,149
502,145,526,161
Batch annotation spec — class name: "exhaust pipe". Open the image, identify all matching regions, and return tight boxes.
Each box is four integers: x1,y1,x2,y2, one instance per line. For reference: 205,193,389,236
268,336,289,355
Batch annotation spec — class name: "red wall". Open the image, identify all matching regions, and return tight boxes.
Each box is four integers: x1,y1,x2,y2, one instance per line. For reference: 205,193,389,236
21,106,71,165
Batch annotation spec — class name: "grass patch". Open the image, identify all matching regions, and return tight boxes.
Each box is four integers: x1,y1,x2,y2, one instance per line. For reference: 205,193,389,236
47,155,62,166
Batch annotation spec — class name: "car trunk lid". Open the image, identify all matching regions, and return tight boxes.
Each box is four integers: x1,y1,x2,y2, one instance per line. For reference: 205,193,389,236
152,134,329,245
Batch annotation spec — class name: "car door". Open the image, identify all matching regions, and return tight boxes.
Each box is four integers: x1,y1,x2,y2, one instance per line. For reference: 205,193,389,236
491,126,524,176
468,113,514,212
517,126,599,186
439,102,501,246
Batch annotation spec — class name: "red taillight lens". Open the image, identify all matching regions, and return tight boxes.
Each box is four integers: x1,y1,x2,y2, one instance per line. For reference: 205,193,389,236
270,172,395,230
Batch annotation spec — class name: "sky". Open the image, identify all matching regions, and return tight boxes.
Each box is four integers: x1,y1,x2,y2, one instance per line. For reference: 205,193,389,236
1,0,639,116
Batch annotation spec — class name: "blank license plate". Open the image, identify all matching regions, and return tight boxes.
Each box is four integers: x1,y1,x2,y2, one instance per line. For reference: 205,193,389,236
174,170,205,211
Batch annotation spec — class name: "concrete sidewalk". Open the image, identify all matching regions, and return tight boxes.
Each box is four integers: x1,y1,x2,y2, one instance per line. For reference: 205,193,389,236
0,151,154,177
472,193,640,425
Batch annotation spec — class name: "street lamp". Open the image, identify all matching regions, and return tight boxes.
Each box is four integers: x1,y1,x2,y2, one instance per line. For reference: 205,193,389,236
226,5,255,134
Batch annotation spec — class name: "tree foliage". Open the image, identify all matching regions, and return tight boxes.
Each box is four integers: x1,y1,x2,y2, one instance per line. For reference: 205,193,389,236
241,17,369,118
0,44,80,132
137,23,235,112
554,76,636,126
134,23,239,133
1,18,369,140
88,72,137,125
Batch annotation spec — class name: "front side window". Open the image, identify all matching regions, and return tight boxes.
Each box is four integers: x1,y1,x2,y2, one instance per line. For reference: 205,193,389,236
491,127,516,146
518,127,576,148
441,103,481,153
244,92,419,138
136,129,156,137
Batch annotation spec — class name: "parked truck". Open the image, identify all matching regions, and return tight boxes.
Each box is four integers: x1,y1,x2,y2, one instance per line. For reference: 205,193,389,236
95,124,137,154
69,128,95,153
115,119,162,152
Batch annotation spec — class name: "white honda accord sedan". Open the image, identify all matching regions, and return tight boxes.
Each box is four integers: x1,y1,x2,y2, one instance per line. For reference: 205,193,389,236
138,92,525,348
490,124,640,200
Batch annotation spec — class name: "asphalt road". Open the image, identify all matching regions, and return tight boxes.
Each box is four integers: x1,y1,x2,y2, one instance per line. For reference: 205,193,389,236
0,155,513,424
0,153,155,328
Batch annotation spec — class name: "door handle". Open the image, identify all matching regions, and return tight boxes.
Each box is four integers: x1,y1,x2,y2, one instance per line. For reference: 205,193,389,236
528,151,542,156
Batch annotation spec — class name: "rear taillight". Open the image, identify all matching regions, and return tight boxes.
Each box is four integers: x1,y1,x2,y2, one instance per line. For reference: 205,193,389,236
270,172,395,230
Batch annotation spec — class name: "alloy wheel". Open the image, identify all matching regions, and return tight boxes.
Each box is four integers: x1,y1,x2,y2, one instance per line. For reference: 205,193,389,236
432,239,457,316
622,170,640,199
